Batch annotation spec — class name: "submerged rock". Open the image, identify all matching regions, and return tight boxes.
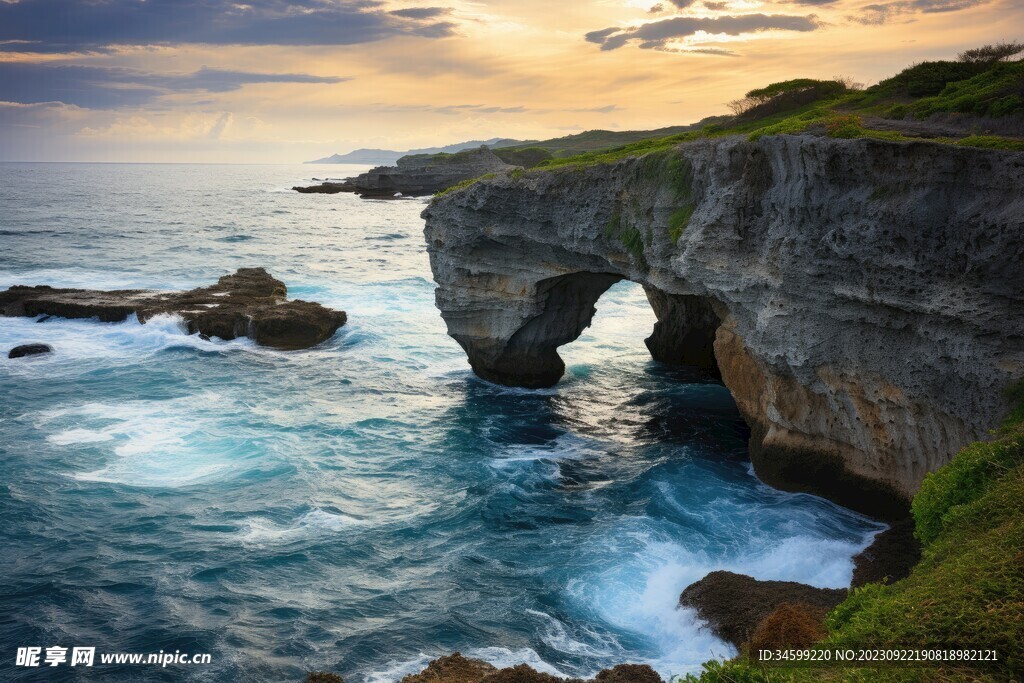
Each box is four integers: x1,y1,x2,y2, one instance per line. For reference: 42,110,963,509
8,343,52,358
678,570,847,650
391,653,662,683
0,268,346,350
293,147,517,198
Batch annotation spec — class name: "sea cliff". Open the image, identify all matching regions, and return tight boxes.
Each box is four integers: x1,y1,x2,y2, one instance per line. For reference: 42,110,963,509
423,134,1024,516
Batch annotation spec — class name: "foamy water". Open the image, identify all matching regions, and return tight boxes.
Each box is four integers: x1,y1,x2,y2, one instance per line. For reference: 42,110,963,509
0,163,883,681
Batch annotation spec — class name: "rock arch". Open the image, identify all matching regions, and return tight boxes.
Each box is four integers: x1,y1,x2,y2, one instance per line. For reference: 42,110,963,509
445,270,727,388
423,135,1024,517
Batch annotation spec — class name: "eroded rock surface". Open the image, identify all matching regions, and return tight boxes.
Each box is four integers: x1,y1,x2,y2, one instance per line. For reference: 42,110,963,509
0,268,346,350
423,135,1024,512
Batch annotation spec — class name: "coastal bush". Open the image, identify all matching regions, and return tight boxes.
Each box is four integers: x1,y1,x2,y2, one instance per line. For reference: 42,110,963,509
747,603,828,652
905,60,1024,119
958,41,1024,64
825,114,864,139
870,60,988,98
731,79,847,120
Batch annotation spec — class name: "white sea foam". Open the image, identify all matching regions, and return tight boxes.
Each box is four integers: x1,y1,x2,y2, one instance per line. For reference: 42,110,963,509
0,313,258,378
47,428,115,445
238,509,365,545
35,392,253,488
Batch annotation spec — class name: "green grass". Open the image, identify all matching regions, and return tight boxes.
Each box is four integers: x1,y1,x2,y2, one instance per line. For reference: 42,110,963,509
432,173,495,199
682,381,1024,682
492,146,552,168
843,59,1024,122
534,130,708,170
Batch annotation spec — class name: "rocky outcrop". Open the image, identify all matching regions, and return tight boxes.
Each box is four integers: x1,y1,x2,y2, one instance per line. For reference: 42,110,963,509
392,653,662,683
678,571,847,650
0,268,346,350
294,147,517,198
8,343,52,358
423,135,1024,515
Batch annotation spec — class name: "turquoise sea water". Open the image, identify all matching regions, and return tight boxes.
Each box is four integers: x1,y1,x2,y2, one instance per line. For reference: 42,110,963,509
0,163,883,681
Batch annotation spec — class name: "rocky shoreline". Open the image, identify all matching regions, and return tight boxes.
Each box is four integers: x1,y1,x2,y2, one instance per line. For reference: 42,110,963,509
306,654,663,683
293,147,517,198
1,267,346,351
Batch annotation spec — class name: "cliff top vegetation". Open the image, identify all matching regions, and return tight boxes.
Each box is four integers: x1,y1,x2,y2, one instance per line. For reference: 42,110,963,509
518,43,1024,172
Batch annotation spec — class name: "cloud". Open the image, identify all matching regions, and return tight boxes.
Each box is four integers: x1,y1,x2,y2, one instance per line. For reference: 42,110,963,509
851,0,992,23
669,0,701,7
0,99,87,127
207,112,233,139
0,0,458,53
0,63,348,108
389,7,451,19
586,14,821,51
571,104,621,113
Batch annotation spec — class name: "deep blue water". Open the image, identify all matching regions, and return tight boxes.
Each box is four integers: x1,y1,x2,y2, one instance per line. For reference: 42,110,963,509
0,163,883,682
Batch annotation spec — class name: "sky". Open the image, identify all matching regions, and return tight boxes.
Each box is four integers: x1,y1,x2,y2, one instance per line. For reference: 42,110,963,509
0,0,1020,162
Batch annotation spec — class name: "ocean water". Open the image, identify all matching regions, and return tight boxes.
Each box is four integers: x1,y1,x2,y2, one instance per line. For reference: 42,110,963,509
0,163,884,682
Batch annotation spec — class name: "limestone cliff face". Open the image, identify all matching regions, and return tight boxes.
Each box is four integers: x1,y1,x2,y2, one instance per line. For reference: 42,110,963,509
422,135,1024,516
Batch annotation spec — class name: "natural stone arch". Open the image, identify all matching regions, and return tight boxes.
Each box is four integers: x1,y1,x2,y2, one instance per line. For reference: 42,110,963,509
448,270,728,388
643,286,723,376
424,136,1024,515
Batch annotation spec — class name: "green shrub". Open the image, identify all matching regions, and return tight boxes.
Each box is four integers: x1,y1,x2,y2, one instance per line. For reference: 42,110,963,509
872,60,988,98
825,114,864,138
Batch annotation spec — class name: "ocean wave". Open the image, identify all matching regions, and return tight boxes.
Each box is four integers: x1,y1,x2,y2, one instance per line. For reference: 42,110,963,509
237,509,366,545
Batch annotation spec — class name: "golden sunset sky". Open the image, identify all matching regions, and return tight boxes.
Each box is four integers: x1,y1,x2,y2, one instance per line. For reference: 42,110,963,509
0,0,1020,162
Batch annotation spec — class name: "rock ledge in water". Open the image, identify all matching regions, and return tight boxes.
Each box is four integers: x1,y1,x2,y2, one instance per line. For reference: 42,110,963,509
678,570,847,650
0,268,347,350
8,343,53,358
